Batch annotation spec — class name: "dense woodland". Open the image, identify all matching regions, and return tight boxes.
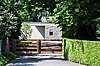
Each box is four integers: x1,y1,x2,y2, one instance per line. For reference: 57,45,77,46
0,0,100,40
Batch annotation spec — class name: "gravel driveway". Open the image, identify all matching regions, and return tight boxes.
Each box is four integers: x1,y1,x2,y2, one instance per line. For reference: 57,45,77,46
6,54,83,66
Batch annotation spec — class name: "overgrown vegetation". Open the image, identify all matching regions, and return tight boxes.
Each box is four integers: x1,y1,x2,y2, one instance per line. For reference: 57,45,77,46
0,52,16,66
63,38,100,66
0,0,21,39
0,0,22,53
54,0,100,40
17,0,57,22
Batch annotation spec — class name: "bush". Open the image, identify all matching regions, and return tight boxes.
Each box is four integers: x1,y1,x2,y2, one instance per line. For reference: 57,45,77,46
63,38,100,66
0,52,16,66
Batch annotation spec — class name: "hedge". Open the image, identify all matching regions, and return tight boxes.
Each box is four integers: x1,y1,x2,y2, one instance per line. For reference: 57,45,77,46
0,52,16,66
63,38,100,66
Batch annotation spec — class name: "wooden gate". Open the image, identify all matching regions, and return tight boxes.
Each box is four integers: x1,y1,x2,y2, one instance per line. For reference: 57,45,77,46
15,39,62,55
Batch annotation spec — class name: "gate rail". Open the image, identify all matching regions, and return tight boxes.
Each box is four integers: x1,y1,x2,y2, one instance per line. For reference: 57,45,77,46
15,39,62,55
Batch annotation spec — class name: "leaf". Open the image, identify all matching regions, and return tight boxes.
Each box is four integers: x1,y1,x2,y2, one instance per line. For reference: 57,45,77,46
75,8,79,12
28,0,31,2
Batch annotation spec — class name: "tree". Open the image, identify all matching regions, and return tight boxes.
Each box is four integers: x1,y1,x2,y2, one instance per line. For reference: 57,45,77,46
21,22,32,40
0,0,21,39
15,0,31,21
95,17,100,39
18,0,57,22
54,0,100,40
0,0,21,53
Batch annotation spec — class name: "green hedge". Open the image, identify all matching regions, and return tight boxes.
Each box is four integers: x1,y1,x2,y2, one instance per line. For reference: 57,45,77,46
63,38,100,66
19,41,32,44
0,52,16,66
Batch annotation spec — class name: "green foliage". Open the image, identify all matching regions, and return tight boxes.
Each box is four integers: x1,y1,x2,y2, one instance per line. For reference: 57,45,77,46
21,22,32,40
0,52,16,66
19,41,32,44
17,10,31,21
54,0,100,40
63,38,100,66
95,17,100,39
14,0,31,21
0,0,21,39
46,16,58,23
0,0,22,54
18,0,56,22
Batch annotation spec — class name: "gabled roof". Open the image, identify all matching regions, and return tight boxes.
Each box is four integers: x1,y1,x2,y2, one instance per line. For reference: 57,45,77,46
26,22,59,26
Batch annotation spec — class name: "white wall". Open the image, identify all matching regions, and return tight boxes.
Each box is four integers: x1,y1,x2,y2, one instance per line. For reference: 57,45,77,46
28,26,45,39
27,22,62,39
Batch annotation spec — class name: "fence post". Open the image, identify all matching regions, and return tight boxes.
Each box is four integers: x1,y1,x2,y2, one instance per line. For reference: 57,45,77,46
12,39,15,52
37,39,41,53
64,39,67,59
6,37,10,53
14,39,16,52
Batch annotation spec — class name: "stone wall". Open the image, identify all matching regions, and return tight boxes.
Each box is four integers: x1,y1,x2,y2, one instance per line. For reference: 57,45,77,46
45,25,62,39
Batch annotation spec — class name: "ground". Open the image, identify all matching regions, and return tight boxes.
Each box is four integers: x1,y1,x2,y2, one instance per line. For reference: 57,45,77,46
6,54,83,66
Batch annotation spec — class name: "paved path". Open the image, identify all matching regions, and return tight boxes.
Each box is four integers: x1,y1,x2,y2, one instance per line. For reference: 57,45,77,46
6,54,83,66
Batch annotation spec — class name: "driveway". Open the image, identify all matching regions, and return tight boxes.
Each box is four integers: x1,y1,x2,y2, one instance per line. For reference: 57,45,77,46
6,54,83,66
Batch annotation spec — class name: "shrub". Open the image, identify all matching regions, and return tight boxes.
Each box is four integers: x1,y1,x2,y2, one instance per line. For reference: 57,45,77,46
63,38,100,66
0,52,16,66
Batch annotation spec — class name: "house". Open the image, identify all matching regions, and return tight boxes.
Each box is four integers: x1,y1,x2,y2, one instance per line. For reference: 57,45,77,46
27,22,62,39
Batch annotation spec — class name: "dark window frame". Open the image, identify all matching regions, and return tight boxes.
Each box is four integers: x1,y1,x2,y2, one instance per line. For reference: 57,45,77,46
49,29,53,36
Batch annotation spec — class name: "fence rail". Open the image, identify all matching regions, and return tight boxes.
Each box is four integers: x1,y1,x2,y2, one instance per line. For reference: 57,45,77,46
15,39,62,55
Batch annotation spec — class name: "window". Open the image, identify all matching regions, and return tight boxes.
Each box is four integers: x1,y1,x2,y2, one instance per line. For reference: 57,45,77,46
49,29,53,36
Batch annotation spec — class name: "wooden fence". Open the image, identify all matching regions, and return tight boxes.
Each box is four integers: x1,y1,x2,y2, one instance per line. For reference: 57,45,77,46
15,39,62,55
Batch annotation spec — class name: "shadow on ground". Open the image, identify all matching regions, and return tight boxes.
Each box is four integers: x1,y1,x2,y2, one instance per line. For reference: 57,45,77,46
6,54,83,66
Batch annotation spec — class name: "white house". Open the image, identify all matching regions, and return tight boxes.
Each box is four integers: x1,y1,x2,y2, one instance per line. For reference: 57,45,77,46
26,22,62,39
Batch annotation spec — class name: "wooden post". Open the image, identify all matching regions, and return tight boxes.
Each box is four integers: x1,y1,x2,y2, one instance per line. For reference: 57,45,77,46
14,40,16,52
7,37,10,53
64,39,67,59
0,40,2,54
37,39,41,53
